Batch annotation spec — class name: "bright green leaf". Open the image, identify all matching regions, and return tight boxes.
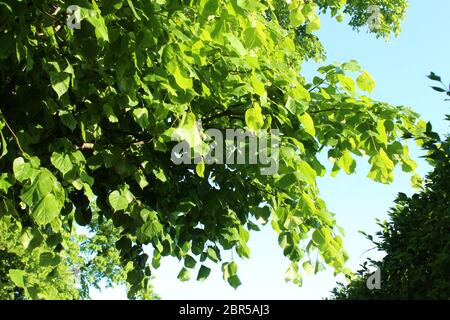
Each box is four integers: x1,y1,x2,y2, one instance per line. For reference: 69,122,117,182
299,112,315,136
108,190,130,211
32,193,61,226
357,71,376,93
9,269,26,288
245,102,264,132
51,152,73,175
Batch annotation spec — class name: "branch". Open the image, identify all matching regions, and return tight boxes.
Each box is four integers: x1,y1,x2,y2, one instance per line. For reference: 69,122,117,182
308,78,328,93
309,108,355,114
76,140,147,151
77,143,94,150
202,102,246,123
203,109,245,123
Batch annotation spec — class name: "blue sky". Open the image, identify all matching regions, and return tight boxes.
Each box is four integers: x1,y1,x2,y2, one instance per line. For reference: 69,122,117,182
91,0,450,299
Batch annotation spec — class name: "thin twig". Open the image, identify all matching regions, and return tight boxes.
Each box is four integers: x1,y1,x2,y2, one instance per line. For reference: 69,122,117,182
43,11,57,20
3,119,25,154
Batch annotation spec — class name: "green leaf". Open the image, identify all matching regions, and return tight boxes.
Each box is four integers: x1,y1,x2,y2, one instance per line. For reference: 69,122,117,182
337,74,355,94
431,86,446,93
184,255,197,269
152,251,161,269
108,190,130,211
336,150,356,174
103,103,118,123
20,170,56,207
32,193,60,226
0,173,12,193
226,34,247,56
59,110,77,131
306,15,321,33
291,85,311,102
284,263,299,283
276,173,297,189
0,129,7,158
9,269,26,288
312,229,326,246
167,61,193,90
132,108,149,129
177,267,190,282
302,261,314,274
236,242,250,258
210,14,226,42
37,171,56,197
227,275,242,289
299,112,315,136
302,3,316,20
13,157,34,182
245,102,264,132
51,152,73,175
356,71,376,93
376,119,388,144
411,174,423,189
141,220,162,239
49,72,70,98
207,247,220,262
222,261,238,280
250,73,266,97
297,160,316,185
20,228,43,251
342,60,361,72
368,149,394,183
285,97,307,116
195,160,205,178
243,25,265,49
289,8,306,28
300,193,316,215
427,72,441,82
152,168,167,182
197,265,211,281
126,0,140,20
201,0,219,17
39,252,60,267
84,12,109,42
172,112,202,150
134,170,149,189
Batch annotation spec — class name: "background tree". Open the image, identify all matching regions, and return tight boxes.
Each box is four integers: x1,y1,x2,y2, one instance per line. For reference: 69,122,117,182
331,76,450,300
0,0,419,299
0,212,80,299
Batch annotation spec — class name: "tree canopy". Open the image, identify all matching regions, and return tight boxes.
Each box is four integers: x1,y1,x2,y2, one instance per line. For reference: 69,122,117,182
0,0,420,299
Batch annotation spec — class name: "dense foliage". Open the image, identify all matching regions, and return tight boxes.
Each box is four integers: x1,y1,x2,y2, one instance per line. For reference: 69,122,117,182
0,0,418,299
331,81,450,300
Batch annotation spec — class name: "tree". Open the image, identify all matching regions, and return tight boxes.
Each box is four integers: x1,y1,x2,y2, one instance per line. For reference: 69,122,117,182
331,76,450,300
0,212,80,299
0,0,418,299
